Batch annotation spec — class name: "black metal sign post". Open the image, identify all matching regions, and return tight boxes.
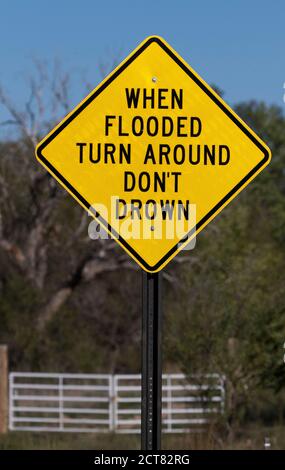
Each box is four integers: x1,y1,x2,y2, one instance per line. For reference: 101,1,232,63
141,271,163,450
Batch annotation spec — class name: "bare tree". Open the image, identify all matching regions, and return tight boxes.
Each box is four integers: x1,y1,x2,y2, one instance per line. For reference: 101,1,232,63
0,59,189,336
0,61,138,333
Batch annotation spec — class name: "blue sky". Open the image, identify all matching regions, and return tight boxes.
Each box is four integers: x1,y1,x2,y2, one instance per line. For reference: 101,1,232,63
0,0,284,125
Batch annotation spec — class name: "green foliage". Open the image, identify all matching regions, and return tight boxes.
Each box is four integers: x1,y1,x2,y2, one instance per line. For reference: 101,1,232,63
0,273,41,369
164,101,285,425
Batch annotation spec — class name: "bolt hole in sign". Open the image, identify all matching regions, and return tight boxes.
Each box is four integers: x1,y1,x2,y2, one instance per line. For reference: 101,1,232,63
36,36,271,272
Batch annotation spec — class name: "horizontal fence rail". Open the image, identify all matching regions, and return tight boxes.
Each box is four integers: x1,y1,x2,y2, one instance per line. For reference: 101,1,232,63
9,373,225,433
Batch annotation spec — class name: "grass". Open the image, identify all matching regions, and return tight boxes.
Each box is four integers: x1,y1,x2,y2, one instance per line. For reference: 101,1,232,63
0,425,285,450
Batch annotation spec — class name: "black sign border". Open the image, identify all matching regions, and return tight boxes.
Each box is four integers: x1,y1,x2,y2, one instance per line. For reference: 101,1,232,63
37,36,270,272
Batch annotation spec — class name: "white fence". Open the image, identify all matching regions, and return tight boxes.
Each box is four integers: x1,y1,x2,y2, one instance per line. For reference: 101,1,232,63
9,373,225,433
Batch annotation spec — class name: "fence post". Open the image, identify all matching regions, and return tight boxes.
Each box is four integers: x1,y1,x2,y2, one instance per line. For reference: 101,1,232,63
0,345,8,434
59,375,64,431
167,375,172,433
109,375,116,432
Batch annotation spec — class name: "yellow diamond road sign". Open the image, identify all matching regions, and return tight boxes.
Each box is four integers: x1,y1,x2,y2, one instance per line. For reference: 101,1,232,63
36,36,271,273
